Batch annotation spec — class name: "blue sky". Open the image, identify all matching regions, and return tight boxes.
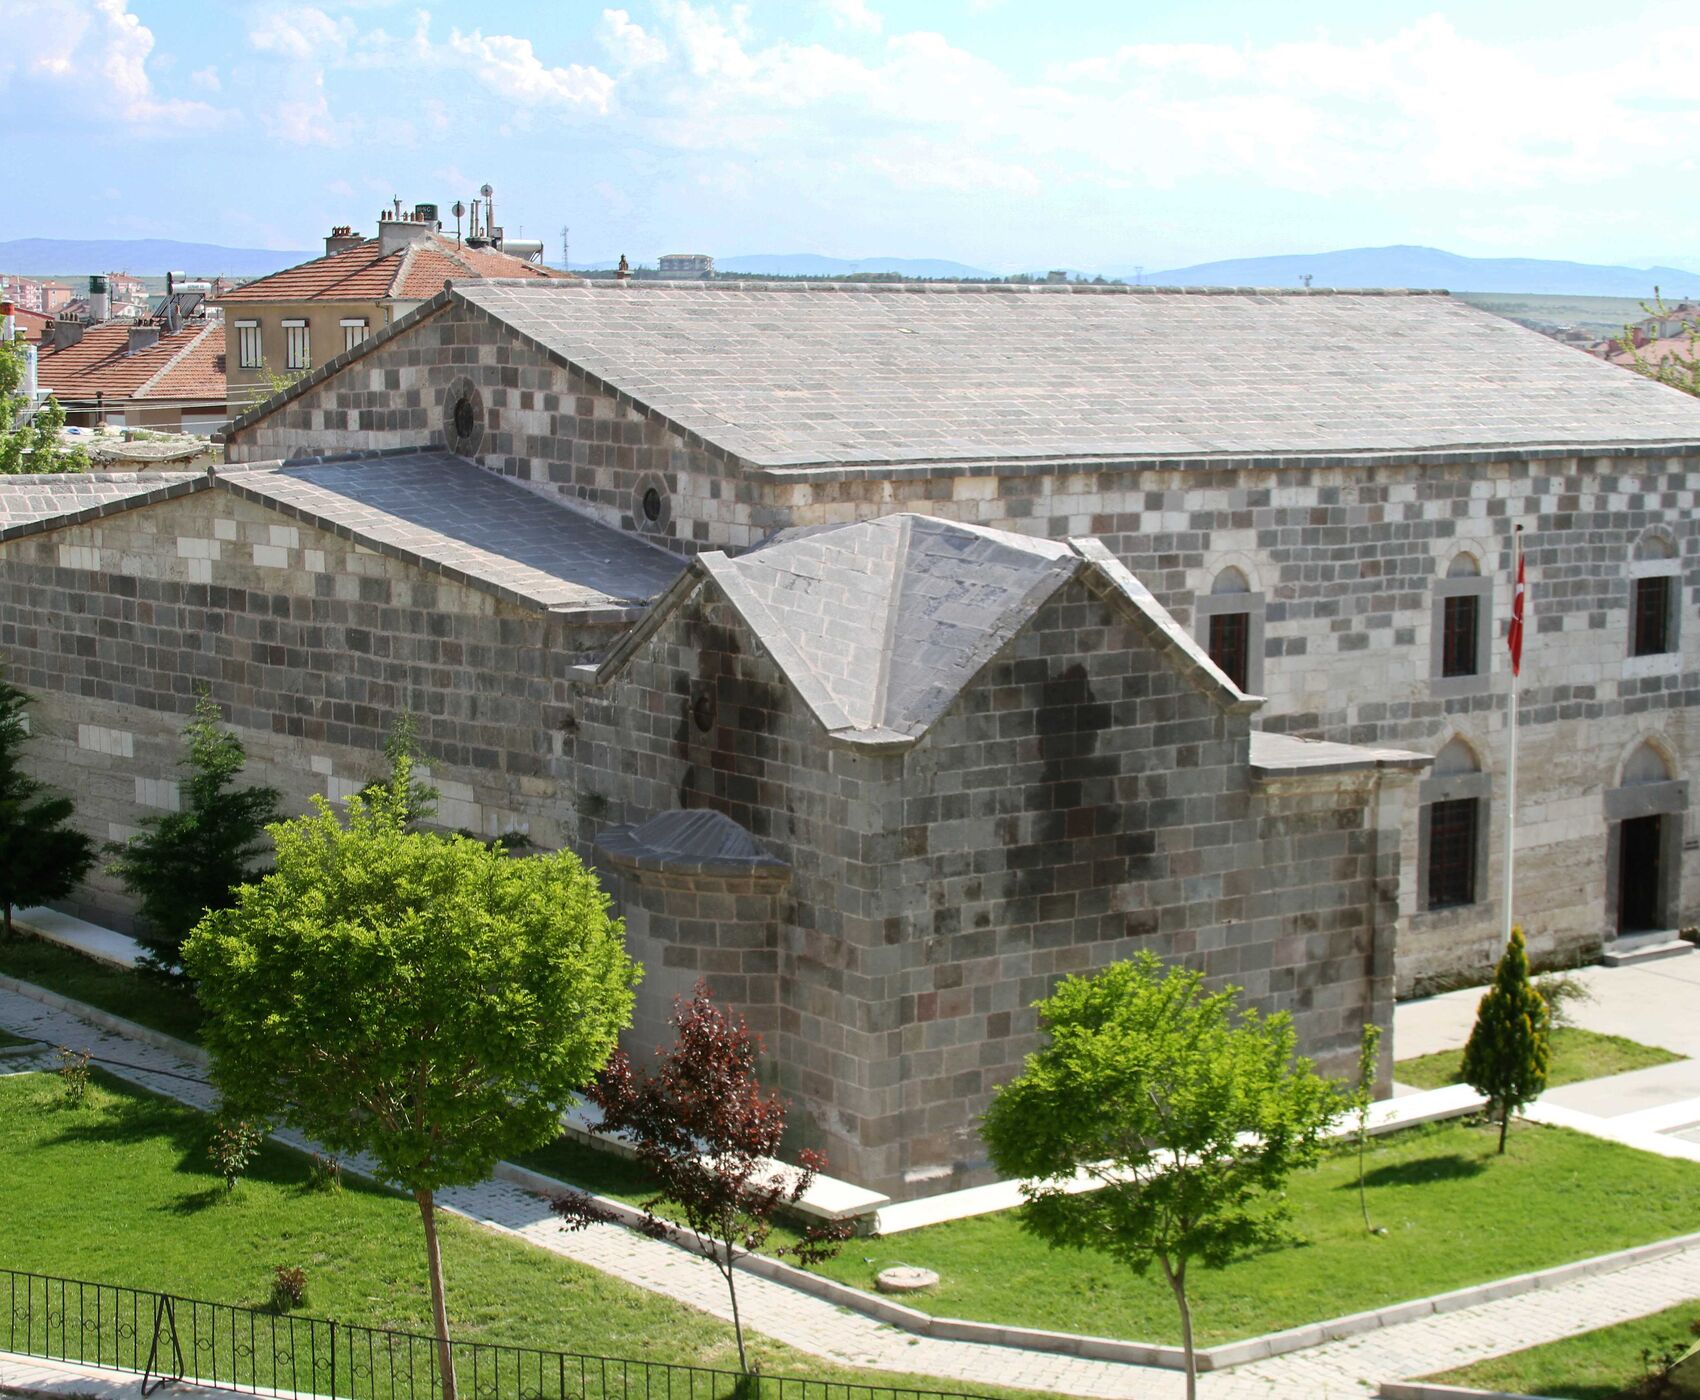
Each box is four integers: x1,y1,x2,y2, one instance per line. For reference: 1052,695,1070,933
4,0,1698,272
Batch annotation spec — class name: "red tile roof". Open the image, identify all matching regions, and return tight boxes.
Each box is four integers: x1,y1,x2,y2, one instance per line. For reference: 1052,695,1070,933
35,322,228,405
6,307,52,341
217,232,571,305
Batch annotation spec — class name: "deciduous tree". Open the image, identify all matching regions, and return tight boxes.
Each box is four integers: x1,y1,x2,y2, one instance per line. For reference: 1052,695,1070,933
0,669,95,936
1616,290,1700,398
1350,1021,1385,1233
1460,926,1550,1154
183,754,639,1400
0,336,86,475
554,984,850,1374
108,692,281,968
980,955,1340,1400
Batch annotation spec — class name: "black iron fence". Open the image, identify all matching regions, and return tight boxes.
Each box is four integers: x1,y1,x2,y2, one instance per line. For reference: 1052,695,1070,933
1,1269,992,1400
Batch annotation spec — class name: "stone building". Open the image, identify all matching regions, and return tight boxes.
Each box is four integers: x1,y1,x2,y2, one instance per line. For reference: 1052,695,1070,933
6,277,1699,1192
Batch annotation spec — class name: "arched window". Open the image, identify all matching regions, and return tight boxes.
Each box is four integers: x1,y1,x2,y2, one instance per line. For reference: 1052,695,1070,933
1420,735,1490,913
1433,550,1492,695
1622,740,1673,786
1195,564,1265,695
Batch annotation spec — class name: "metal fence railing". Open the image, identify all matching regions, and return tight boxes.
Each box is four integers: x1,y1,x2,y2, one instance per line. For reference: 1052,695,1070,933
1,1269,992,1400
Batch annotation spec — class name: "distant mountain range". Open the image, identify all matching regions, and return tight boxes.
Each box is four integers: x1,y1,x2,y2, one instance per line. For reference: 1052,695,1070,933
1130,245,1700,297
4,237,1697,297
0,237,316,278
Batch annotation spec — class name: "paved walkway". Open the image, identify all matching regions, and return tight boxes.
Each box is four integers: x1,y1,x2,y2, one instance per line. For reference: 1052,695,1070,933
5,981,1700,1400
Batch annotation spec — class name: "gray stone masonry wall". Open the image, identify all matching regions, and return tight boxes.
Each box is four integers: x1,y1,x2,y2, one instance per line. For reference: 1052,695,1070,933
576,571,1402,1195
763,458,1698,991
0,488,614,930
225,301,753,553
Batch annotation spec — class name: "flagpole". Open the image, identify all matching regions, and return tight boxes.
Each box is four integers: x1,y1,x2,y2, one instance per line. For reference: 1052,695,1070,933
1503,525,1523,940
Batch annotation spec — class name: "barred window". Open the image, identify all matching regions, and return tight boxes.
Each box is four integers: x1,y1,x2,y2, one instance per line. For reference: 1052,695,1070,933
1208,610,1250,691
237,322,262,369
1427,798,1478,910
283,322,310,371
1441,594,1480,677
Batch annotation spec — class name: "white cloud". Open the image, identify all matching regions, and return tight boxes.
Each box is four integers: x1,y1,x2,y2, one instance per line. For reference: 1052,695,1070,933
0,0,223,129
189,65,221,91
268,74,340,145
600,9,668,69
446,29,616,111
249,6,356,61
821,0,881,35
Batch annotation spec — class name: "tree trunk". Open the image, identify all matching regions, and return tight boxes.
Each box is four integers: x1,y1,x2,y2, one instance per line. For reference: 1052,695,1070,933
1498,1102,1511,1155
1358,1125,1371,1231
723,1240,748,1374
416,1188,457,1400
1160,1256,1196,1400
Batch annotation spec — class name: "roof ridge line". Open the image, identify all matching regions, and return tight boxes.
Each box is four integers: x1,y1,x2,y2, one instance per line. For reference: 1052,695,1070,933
132,322,215,399
866,515,909,729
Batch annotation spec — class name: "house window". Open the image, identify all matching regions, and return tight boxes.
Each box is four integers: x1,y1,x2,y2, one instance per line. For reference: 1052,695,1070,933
341,318,368,353
236,321,262,369
283,320,310,371
1427,798,1479,909
1208,611,1250,691
1632,575,1672,657
1441,594,1479,677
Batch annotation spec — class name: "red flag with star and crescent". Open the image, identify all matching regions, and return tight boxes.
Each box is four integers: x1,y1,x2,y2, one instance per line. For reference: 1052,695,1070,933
1507,547,1526,677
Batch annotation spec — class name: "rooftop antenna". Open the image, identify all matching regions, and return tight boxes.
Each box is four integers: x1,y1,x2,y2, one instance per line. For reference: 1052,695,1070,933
392,195,402,219
481,184,494,244
561,224,569,272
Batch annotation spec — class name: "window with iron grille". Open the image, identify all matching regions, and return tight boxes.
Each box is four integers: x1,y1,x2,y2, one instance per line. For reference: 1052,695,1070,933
1208,610,1250,691
1441,594,1479,677
1427,798,1478,909
342,320,367,353
284,323,310,371
1632,575,1672,657
237,323,262,369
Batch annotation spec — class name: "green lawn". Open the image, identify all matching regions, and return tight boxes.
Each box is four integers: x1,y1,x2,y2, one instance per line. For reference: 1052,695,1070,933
0,934,203,1043
791,1119,1700,1346
1395,1026,1684,1092
513,1135,657,1206
1427,1298,1700,1399
0,1071,1035,1400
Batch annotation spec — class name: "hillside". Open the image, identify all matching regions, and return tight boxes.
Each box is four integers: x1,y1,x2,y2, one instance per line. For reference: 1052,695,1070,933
1131,245,1700,297
0,237,314,278
713,253,996,278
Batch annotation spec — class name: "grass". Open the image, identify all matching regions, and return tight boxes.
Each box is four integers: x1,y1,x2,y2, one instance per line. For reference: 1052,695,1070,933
0,1071,1042,1400
788,1119,1700,1347
0,1028,30,1049
1426,1298,1700,1399
1395,1026,1684,1092
0,933,203,1043
512,1135,657,1207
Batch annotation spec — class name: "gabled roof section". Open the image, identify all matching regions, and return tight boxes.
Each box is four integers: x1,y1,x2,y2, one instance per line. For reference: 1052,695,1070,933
0,472,206,541
35,322,226,406
598,513,1251,750
215,233,571,305
451,280,1700,471
216,450,683,615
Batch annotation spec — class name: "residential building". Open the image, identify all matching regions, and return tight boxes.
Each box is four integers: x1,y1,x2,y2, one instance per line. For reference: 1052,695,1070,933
33,311,231,432
213,208,571,401
657,253,715,280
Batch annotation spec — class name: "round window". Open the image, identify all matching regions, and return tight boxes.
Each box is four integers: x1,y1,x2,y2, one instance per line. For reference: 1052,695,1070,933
642,486,662,523
453,396,476,440
692,688,717,733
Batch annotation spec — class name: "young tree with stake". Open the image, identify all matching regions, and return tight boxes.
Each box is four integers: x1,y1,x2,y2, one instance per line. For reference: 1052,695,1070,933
0,669,96,937
1350,1022,1385,1233
184,750,638,1400
1461,926,1550,1154
554,984,850,1374
980,955,1340,1400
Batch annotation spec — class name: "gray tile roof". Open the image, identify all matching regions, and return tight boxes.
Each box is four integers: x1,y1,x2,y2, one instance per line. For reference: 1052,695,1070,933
594,809,790,877
1249,731,1431,777
454,280,1700,469
217,451,683,613
0,472,205,540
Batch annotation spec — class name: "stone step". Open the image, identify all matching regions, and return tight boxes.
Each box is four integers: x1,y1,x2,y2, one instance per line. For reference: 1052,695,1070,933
1601,935,1696,968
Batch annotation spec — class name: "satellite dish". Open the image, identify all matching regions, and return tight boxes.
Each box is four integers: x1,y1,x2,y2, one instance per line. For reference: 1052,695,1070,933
480,184,493,198
452,200,465,218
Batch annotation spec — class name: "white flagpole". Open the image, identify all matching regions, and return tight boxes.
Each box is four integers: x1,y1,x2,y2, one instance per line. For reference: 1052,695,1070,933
1503,526,1522,940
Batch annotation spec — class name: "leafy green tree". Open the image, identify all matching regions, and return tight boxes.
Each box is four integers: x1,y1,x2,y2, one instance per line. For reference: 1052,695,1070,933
981,955,1340,1400
1350,1022,1385,1233
1615,289,1699,398
358,711,438,828
182,761,639,1400
0,335,86,475
108,693,281,967
0,670,96,936
1460,926,1550,1154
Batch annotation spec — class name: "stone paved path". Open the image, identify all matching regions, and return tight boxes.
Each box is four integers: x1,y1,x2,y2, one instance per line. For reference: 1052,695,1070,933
5,983,1700,1400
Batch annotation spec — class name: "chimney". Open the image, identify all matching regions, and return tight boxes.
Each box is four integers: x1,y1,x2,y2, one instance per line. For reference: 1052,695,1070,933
52,318,85,350
88,274,110,322
378,213,434,256
127,324,161,355
1,300,13,345
324,225,364,257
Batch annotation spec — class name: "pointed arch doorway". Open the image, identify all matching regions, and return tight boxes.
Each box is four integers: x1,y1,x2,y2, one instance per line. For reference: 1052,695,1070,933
1605,742,1686,937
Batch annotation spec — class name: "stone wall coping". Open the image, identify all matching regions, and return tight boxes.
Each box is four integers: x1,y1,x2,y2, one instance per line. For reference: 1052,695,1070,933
1250,731,1434,780
12,907,146,971
1378,1381,1571,1399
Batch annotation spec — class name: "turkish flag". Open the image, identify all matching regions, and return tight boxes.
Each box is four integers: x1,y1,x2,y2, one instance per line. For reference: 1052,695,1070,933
1508,550,1526,677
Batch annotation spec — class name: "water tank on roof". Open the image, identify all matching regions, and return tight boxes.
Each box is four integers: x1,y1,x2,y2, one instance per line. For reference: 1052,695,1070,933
499,239,545,263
